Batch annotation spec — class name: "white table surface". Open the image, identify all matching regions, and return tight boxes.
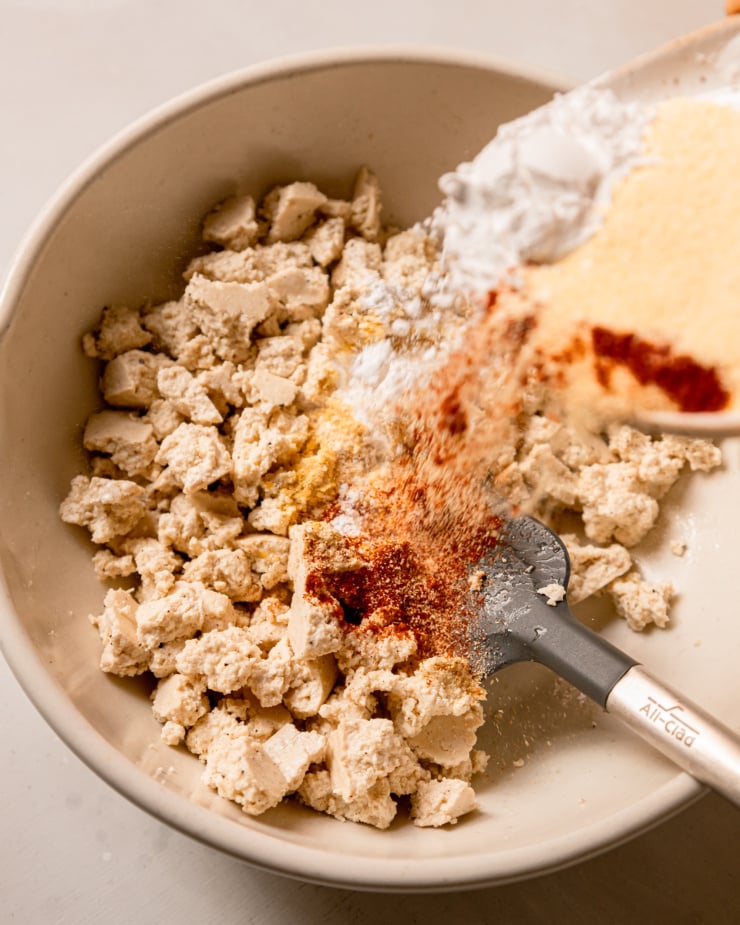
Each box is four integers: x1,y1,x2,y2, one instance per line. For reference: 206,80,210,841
3,1,740,922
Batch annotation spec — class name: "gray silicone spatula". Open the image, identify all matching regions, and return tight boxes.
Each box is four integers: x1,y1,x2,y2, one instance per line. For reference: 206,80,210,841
476,516,740,806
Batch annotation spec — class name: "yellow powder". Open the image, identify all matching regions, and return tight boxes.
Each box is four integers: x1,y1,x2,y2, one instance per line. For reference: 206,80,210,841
274,397,370,516
526,97,740,408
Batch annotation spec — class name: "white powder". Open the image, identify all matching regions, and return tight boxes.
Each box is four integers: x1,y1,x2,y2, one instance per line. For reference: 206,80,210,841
341,271,468,430
434,85,654,297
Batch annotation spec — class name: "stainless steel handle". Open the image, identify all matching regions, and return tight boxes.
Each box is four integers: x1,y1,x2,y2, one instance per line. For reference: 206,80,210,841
606,665,740,807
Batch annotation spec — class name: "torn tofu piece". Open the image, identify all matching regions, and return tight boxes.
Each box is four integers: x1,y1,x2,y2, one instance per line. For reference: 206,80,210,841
135,580,237,649
266,266,330,322
304,216,345,267
607,570,674,631
410,779,477,828
182,548,262,602
234,534,290,590
562,535,632,604
326,717,405,803
83,410,159,478
156,365,223,425
92,548,136,580
262,182,327,243
388,657,485,741
157,491,244,557
298,770,397,830
185,274,271,363
90,588,149,676
156,423,231,493
203,722,324,816
251,368,298,407
231,407,309,507
349,167,382,242
576,462,659,547
176,625,261,694
102,350,171,408
152,673,209,729
282,654,338,719
142,300,200,360
82,305,151,360
286,522,363,658
331,238,382,290
60,475,146,544
202,194,260,251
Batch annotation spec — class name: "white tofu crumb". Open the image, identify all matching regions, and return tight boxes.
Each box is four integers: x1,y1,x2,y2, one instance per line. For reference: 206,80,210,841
202,194,260,251
152,673,209,727
304,216,345,266
182,548,262,602
82,305,151,359
561,535,631,604
156,423,231,493
83,411,158,478
536,582,566,606
102,350,171,408
160,721,186,746
349,166,382,241
185,274,271,363
262,182,327,243
607,570,674,631
326,717,406,802
90,588,149,676
410,779,477,827
156,365,223,425
60,476,146,544
176,626,261,694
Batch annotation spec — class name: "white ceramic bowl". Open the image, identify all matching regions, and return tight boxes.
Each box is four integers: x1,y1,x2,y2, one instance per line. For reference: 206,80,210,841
2,46,740,892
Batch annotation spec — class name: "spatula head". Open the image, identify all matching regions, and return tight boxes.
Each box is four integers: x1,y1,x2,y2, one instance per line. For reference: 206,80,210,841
473,515,571,675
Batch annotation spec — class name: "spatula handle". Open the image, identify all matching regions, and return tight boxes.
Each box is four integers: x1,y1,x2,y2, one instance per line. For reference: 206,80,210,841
606,665,740,807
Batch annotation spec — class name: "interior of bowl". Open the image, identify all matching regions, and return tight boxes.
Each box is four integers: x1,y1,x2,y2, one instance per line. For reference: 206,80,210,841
1,50,738,892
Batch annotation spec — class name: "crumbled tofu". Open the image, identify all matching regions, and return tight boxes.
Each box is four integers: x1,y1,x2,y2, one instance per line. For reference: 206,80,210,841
234,535,290,590
63,168,722,833
326,717,406,802
262,181,327,243
90,588,149,676
202,194,260,251
136,580,236,649
607,570,674,631
82,305,151,360
152,673,209,727
562,536,632,604
101,350,171,408
536,582,566,606
176,626,261,694
410,779,477,828
92,548,136,580
143,300,200,360
158,492,244,557
83,411,159,477
283,654,337,719
185,274,271,363
304,216,345,266
298,769,397,829
60,476,146,544
156,365,223,425
156,423,231,493
349,166,382,241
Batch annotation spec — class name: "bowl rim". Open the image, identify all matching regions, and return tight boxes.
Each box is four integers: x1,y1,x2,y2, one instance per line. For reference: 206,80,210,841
0,44,704,892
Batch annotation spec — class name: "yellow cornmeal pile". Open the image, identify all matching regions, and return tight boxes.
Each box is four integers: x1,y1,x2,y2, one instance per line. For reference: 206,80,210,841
526,98,740,409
